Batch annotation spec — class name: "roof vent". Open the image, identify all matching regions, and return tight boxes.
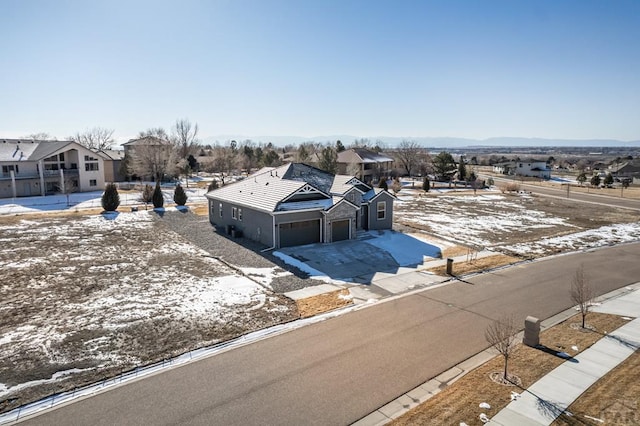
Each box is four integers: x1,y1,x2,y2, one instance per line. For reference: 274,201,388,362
265,182,269,186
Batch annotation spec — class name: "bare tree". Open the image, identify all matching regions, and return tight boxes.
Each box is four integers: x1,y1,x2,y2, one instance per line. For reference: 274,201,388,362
70,127,114,151
128,142,177,182
395,140,422,176
23,132,56,140
172,118,199,159
61,174,78,206
570,265,594,329
485,315,518,382
138,127,169,140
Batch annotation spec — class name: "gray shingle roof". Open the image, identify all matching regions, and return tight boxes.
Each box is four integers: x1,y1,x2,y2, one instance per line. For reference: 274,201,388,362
206,169,308,212
0,139,74,162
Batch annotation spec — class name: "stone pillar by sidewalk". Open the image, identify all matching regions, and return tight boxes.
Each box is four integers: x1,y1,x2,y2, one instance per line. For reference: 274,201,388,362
523,316,541,347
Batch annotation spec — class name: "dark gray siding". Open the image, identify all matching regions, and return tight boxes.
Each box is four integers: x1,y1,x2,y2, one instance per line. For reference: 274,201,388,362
367,192,394,230
208,198,274,247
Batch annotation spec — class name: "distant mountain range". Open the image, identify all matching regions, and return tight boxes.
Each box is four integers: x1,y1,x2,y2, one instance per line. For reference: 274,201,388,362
201,135,640,148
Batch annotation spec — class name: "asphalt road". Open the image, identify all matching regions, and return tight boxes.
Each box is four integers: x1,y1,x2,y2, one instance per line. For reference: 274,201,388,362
490,176,640,211
20,242,640,426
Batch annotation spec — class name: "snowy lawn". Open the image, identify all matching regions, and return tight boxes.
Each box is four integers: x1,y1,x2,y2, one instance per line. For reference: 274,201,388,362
0,186,208,215
394,189,640,256
0,211,296,413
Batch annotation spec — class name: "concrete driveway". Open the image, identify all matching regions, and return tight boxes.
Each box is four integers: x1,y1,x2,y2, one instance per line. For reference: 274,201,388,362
277,230,443,285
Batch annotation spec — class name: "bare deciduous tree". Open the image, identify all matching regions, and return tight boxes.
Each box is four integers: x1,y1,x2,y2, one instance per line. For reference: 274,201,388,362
61,175,78,206
70,127,114,150
128,142,177,182
23,132,56,140
138,127,169,140
395,139,422,177
570,265,594,329
172,118,199,159
485,315,518,382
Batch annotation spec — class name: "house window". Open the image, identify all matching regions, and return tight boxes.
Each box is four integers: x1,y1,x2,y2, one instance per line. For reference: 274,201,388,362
84,155,98,161
59,153,65,161
219,203,223,218
85,163,99,171
377,201,386,220
232,207,242,221
2,165,18,174
238,208,243,221
89,179,97,186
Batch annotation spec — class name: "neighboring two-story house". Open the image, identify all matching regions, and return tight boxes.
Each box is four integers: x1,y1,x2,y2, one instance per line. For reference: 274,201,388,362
0,139,106,198
205,163,395,249
337,148,394,184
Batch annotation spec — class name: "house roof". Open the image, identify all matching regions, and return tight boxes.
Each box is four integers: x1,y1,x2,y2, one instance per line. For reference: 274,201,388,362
206,168,310,212
362,187,396,202
99,149,125,160
338,148,393,164
0,139,76,162
207,162,377,213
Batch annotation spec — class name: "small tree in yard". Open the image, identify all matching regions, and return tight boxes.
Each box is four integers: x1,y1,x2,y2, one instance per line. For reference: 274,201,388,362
422,176,430,192
604,173,614,186
485,315,518,382
391,178,402,194
141,184,154,207
101,183,120,212
590,174,601,187
570,265,594,329
152,182,164,208
207,179,219,191
378,178,388,191
577,172,587,186
173,184,188,206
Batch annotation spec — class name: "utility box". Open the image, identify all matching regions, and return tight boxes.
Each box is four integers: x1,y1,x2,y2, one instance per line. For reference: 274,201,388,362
446,258,454,275
523,316,541,347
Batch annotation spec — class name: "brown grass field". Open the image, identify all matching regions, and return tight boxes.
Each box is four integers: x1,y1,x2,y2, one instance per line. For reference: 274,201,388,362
392,313,631,426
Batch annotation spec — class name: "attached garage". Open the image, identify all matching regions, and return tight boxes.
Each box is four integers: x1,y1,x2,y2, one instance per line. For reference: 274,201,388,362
279,220,321,248
331,219,350,242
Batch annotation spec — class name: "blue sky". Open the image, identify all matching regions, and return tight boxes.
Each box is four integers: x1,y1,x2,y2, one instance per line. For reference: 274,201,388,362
1,0,639,143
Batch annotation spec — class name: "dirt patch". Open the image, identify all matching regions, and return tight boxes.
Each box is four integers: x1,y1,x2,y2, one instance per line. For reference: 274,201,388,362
427,254,520,276
0,212,298,414
191,203,209,216
553,349,640,426
394,191,640,258
441,245,474,258
294,289,353,318
391,313,628,426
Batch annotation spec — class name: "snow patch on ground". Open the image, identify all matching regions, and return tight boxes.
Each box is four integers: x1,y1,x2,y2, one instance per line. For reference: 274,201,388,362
239,267,293,289
501,222,640,255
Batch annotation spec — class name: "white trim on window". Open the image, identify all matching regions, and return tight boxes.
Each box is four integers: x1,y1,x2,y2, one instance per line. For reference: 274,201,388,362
219,202,223,218
377,201,386,220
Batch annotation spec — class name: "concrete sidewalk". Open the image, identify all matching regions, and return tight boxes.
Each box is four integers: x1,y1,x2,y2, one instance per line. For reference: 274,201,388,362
490,288,640,425
353,284,640,426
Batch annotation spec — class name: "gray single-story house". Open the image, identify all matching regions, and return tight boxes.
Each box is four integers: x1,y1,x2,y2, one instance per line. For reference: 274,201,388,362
205,163,395,248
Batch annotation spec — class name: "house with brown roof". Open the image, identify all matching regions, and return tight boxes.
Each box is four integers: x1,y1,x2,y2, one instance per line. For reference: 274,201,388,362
205,163,395,248
0,139,106,198
337,148,394,184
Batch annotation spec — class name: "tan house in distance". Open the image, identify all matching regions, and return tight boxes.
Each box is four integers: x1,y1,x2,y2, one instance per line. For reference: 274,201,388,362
0,139,106,198
337,148,394,184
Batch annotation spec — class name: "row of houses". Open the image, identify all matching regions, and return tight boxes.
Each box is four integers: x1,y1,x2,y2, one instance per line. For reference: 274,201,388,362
0,137,396,199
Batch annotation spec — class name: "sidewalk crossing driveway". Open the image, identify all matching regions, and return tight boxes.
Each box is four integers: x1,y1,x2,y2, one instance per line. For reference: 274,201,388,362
277,231,441,283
